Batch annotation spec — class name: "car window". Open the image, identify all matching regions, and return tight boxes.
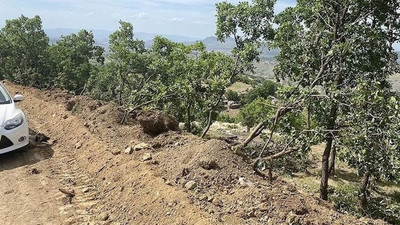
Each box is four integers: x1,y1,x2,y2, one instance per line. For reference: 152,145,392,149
0,84,11,104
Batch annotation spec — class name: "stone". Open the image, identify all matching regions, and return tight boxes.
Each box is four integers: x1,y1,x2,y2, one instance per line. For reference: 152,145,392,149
199,195,207,201
99,212,109,221
82,187,90,193
75,142,82,149
134,142,152,151
258,203,269,212
199,159,219,170
238,177,254,188
65,99,76,111
137,110,180,135
124,147,134,154
286,211,300,224
142,153,152,161
112,149,121,155
185,181,197,190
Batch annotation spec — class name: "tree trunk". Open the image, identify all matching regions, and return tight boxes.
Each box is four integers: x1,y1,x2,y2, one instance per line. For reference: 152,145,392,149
307,99,311,132
329,143,336,176
201,93,224,138
201,109,213,138
119,80,124,106
241,122,265,148
359,169,371,208
320,103,337,201
186,104,192,133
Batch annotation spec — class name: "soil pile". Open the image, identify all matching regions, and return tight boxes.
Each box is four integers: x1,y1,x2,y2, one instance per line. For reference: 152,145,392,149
2,80,387,225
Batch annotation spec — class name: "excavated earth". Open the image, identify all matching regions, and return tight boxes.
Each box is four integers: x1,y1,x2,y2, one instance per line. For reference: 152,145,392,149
0,80,388,225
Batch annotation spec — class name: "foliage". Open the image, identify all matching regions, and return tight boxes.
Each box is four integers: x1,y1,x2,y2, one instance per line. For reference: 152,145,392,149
272,0,400,201
0,15,51,88
225,90,240,101
50,29,104,93
216,0,275,73
339,87,400,183
216,114,238,124
239,97,275,128
331,184,400,224
240,79,277,105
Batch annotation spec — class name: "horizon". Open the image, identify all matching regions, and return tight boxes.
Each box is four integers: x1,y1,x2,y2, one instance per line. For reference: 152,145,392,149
0,0,399,50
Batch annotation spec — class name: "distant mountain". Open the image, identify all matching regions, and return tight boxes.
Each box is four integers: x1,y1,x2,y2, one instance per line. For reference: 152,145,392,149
45,28,280,58
45,28,199,52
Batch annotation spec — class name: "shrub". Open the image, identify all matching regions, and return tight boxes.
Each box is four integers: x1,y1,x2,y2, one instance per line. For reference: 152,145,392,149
225,90,240,101
240,80,278,106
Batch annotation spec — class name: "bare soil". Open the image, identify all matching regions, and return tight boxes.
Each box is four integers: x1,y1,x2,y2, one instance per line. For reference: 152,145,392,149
0,81,388,225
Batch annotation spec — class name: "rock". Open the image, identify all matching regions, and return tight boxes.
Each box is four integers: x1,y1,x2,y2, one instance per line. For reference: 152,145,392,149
212,197,223,207
124,147,134,154
199,159,219,170
230,103,241,109
142,153,152,161
112,149,121,155
59,188,75,198
65,99,76,111
31,168,40,175
238,177,254,188
75,142,82,149
199,195,207,201
134,142,152,151
137,110,180,135
185,181,197,190
286,211,300,224
258,203,269,212
82,187,90,193
228,101,241,109
99,212,109,221
62,114,68,119
165,180,173,186
295,206,309,215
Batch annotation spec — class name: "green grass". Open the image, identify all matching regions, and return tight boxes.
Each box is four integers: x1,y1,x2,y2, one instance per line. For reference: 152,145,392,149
227,82,253,93
282,145,400,224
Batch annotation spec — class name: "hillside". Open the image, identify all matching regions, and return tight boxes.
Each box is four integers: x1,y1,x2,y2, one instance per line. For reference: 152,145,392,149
0,80,388,224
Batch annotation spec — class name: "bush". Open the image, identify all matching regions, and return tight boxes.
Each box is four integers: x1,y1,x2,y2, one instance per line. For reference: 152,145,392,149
225,90,240,101
216,114,238,123
239,97,275,128
241,80,278,106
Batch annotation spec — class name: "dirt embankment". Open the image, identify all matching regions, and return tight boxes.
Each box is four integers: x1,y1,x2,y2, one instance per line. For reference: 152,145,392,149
0,81,387,225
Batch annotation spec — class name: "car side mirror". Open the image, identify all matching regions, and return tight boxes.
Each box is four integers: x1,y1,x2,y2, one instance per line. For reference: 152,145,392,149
13,94,24,102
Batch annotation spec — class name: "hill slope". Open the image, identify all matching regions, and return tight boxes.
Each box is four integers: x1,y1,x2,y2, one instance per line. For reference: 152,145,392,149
0,80,388,224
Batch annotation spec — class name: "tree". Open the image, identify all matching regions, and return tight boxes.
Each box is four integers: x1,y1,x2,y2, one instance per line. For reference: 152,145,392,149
0,15,51,88
272,0,400,201
50,29,104,93
202,0,276,138
339,86,400,207
240,79,278,106
107,21,149,106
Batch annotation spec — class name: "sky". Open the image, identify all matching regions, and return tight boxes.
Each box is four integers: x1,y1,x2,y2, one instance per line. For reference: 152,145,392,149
0,0,296,38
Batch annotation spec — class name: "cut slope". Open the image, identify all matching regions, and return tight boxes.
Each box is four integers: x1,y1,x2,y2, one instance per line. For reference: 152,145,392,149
4,81,387,225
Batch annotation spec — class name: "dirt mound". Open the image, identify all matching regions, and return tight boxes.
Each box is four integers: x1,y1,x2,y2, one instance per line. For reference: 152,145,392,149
136,110,180,135
3,80,387,225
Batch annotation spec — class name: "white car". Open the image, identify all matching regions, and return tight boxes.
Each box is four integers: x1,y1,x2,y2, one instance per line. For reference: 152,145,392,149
0,82,29,154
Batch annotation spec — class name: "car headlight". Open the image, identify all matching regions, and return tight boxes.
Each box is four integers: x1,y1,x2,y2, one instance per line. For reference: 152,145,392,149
4,113,24,130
